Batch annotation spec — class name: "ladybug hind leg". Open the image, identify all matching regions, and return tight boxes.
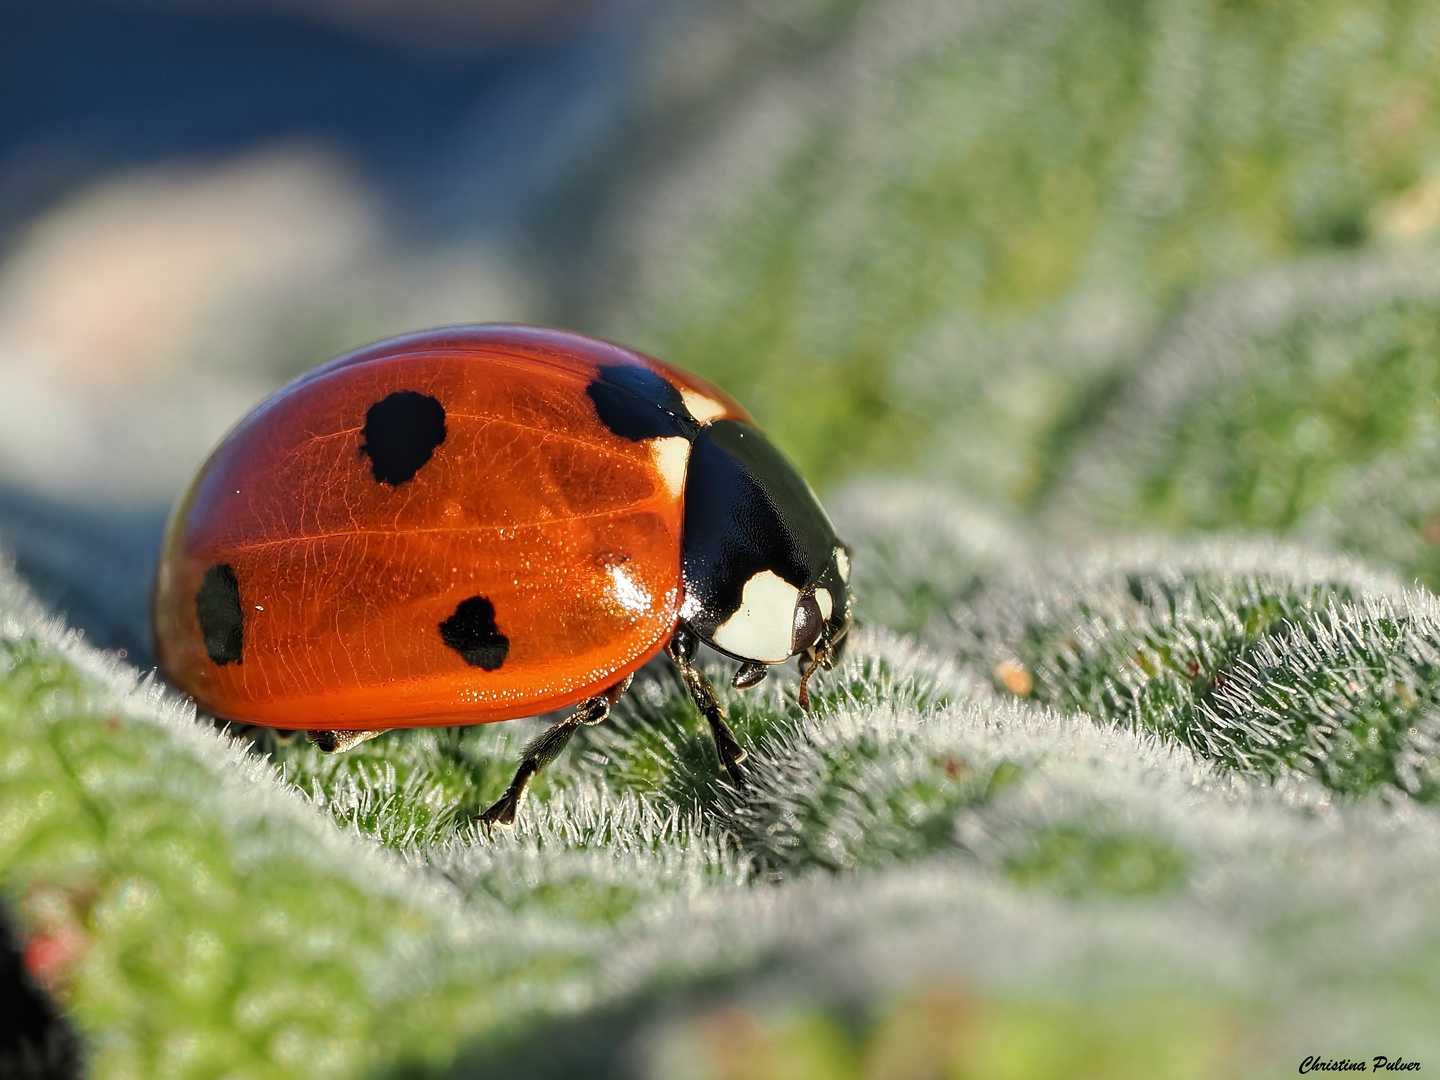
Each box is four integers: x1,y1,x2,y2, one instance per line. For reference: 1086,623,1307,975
666,629,749,789
306,729,385,753
479,675,633,831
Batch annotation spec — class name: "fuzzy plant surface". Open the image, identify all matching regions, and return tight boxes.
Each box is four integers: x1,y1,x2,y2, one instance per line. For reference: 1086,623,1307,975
5,485,1440,1078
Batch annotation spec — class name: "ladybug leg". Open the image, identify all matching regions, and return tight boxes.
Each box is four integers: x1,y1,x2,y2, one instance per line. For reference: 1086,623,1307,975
732,662,768,689
666,629,749,788
306,729,384,753
479,675,632,831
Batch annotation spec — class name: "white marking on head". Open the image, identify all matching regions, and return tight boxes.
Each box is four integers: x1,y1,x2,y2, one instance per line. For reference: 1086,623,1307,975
712,570,800,662
834,547,850,584
649,436,691,498
814,586,833,622
680,388,729,425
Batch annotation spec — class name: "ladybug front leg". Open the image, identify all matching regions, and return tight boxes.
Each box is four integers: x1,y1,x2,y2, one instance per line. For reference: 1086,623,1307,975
666,629,749,789
478,675,633,831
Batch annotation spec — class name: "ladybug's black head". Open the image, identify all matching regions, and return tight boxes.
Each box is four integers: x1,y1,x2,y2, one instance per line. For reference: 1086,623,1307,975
678,420,851,692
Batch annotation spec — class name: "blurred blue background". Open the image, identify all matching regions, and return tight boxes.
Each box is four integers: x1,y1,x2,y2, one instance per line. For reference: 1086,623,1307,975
0,0,654,237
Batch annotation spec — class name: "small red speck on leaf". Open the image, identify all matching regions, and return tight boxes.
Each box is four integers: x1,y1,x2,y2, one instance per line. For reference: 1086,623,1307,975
939,756,970,780
24,929,84,989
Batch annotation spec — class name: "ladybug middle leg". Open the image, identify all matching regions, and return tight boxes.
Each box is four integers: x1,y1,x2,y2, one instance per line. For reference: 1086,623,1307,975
479,675,633,830
666,629,749,789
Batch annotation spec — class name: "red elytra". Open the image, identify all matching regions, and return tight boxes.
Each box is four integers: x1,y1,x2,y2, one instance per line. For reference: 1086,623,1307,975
152,324,750,730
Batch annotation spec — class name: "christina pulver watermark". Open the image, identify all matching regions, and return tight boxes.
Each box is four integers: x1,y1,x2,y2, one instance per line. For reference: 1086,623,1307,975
1299,1057,1421,1073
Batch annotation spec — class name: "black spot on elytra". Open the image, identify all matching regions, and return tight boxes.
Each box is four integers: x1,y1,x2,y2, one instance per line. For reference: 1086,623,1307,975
586,364,700,442
440,595,510,670
196,563,244,665
361,391,447,485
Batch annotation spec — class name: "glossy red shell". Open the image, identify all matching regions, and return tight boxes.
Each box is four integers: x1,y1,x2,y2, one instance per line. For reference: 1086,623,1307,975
152,325,750,729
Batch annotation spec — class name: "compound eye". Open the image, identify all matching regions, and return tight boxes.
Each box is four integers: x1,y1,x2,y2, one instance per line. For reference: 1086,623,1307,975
792,594,825,655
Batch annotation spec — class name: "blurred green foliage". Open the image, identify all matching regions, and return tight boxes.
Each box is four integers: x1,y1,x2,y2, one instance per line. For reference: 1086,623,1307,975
1089,295,1440,589
1004,824,1190,898
1129,302,1440,535
621,0,1440,500
650,991,1238,1080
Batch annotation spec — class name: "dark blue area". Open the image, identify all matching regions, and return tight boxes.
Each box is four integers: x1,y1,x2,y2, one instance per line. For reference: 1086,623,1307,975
0,3,491,168
0,484,167,667
0,0,655,234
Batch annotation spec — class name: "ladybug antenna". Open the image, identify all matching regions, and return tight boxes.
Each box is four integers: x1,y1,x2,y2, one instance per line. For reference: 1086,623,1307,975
798,650,824,710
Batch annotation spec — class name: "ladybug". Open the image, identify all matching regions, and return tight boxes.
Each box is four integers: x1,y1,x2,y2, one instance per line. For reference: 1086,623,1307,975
153,325,852,825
